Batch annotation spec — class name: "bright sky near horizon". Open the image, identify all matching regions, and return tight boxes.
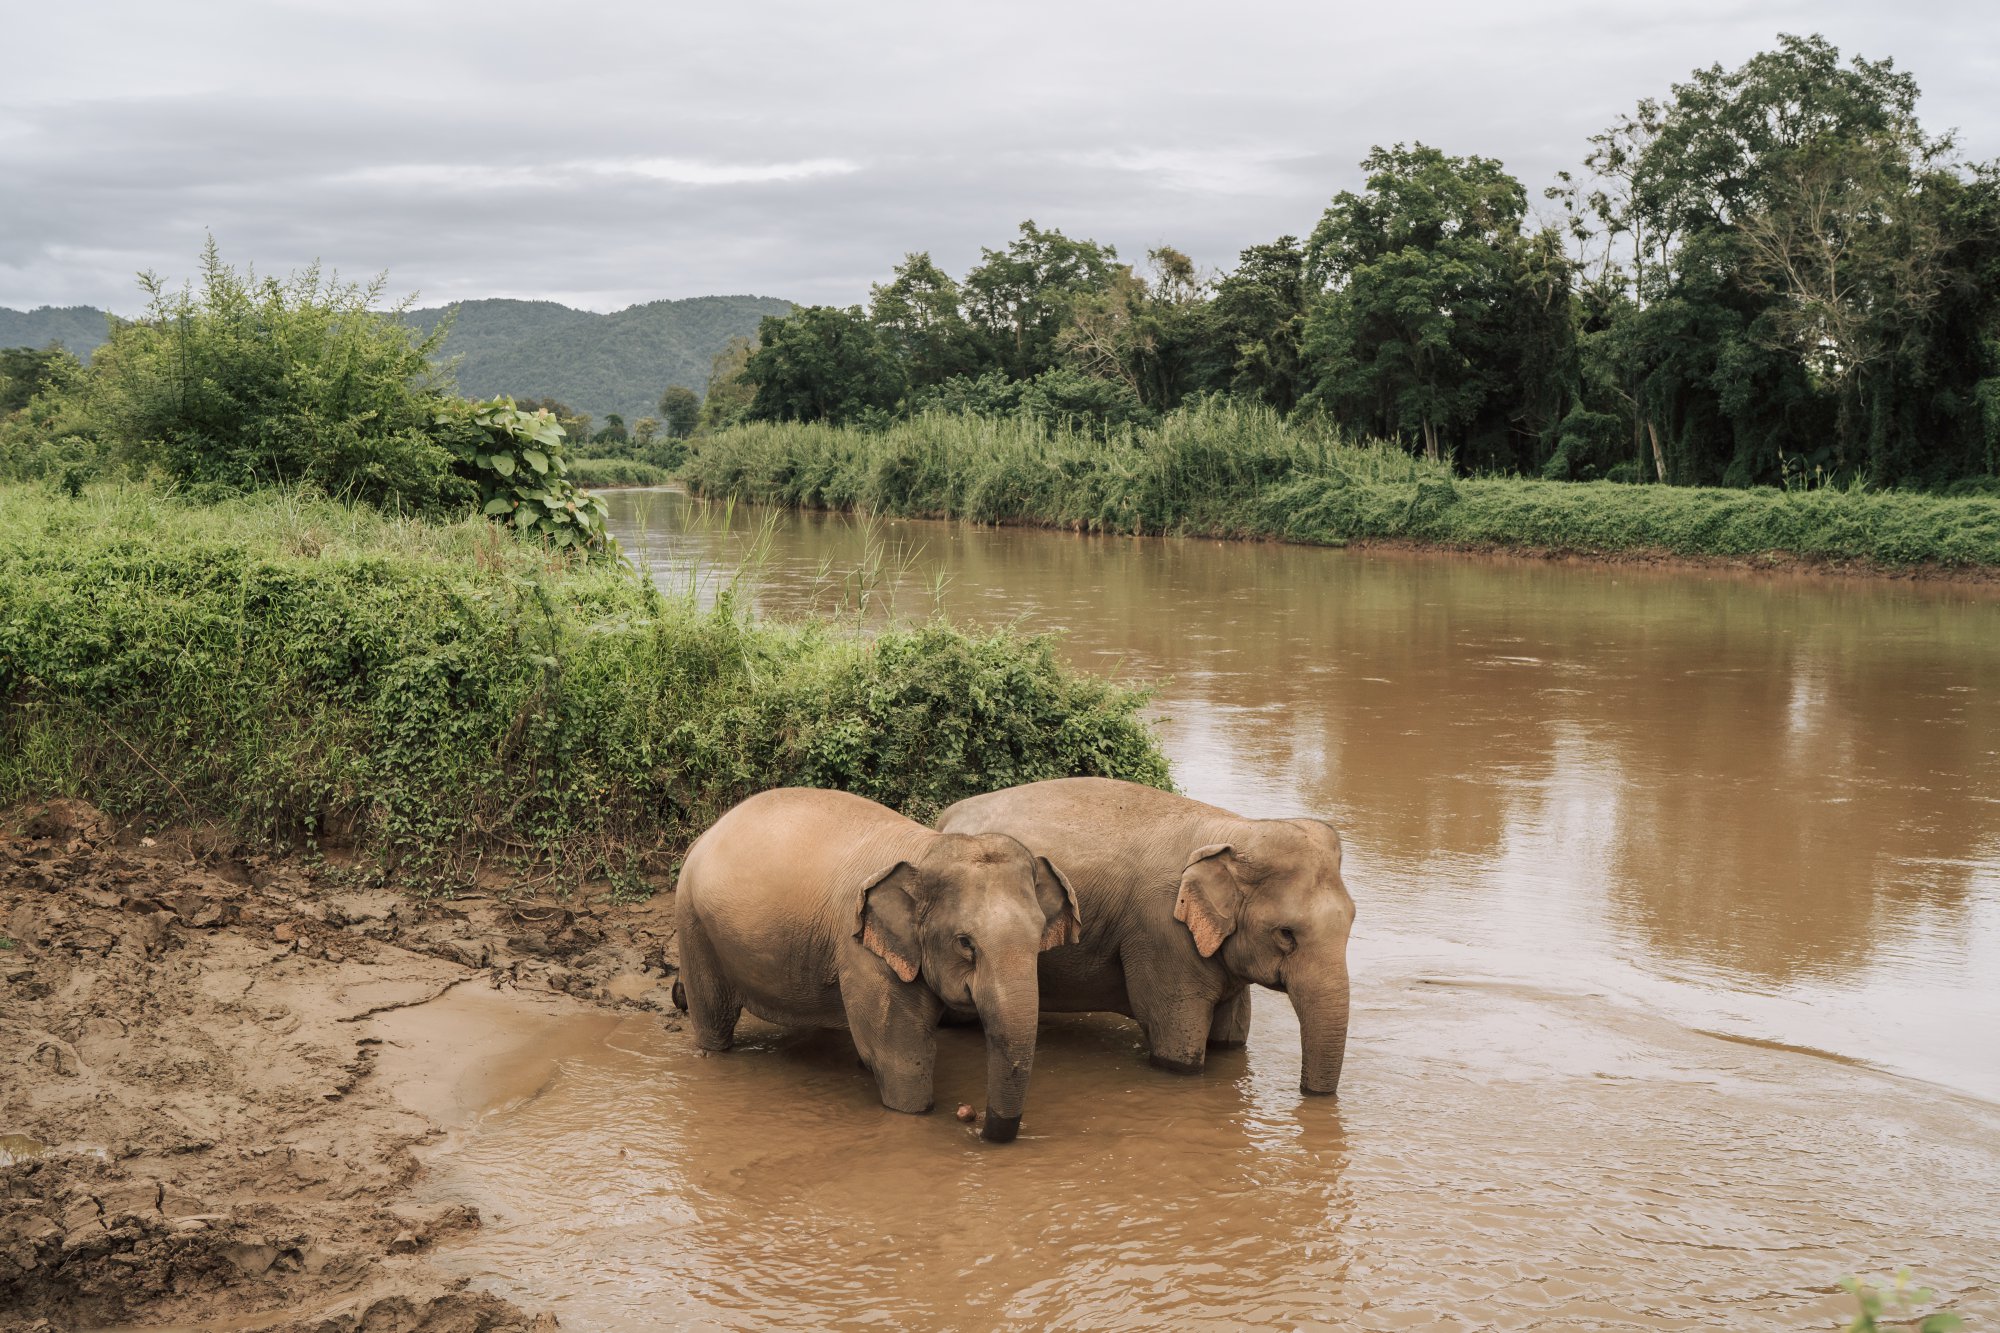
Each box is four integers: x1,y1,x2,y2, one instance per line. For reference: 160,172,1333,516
4,0,1996,313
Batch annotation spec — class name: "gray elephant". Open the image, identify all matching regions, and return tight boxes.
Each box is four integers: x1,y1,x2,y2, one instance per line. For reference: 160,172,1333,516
673,787,1081,1143
936,778,1354,1096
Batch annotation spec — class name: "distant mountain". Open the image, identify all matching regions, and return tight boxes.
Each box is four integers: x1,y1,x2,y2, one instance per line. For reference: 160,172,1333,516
0,306,112,358
0,293,792,426
404,295,793,425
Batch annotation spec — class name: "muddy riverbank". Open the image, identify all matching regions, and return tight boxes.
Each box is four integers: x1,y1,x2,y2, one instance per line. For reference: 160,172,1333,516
0,800,678,1332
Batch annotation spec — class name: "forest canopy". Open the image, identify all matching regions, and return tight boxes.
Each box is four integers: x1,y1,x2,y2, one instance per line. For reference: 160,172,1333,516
731,35,2000,490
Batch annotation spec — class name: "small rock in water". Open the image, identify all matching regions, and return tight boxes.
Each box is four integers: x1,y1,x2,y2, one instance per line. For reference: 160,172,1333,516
955,1104,976,1123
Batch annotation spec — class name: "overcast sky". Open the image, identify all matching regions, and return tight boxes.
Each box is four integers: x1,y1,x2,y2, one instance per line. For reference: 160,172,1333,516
4,1,1995,314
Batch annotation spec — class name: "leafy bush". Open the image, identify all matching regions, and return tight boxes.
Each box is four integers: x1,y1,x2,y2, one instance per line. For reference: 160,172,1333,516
0,485,1168,883
430,397,614,556
87,240,464,510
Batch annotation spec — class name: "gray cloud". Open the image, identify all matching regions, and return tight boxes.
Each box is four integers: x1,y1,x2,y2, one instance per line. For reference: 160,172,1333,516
5,0,1994,312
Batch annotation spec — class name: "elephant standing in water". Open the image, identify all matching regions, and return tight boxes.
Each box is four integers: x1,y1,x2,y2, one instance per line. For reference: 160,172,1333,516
937,778,1355,1095
673,788,1081,1143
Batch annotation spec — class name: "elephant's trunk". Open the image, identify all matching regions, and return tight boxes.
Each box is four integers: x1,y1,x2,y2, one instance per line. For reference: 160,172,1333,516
973,969,1040,1143
1290,959,1350,1096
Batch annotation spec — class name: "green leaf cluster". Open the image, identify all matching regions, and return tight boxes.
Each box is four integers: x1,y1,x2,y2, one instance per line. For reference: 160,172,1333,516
431,396,616,558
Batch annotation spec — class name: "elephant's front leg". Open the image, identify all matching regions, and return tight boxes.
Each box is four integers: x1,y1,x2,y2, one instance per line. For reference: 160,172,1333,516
842,970,944,1113
1207,987,1252,1049
1131,989,1221,1075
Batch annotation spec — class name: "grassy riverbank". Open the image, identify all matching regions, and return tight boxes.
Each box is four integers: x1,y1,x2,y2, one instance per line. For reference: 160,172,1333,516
569,456,675,487
680,403,2000,573
0,483,1167,884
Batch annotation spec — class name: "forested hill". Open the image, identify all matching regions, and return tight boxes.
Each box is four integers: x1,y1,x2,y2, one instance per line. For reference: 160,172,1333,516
1,293,791,427
402,295,792,424
0,306,111,358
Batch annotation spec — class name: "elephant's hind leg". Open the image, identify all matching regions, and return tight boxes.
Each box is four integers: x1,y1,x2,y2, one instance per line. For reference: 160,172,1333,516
1207,988,1252,1049
676,918,742,1052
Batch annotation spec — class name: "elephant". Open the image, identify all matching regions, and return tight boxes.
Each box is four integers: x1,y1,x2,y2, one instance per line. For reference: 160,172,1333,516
936,777,1355,1096
672,787,1081,1143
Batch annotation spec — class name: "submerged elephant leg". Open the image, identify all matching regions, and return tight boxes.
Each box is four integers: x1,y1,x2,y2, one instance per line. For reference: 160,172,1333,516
676,921,742,1052
842,973,943,1113
1132,991,1217,1075
1207,988,1252,1048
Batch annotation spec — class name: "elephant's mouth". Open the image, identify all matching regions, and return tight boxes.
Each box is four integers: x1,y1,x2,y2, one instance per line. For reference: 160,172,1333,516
1267,974,1288,994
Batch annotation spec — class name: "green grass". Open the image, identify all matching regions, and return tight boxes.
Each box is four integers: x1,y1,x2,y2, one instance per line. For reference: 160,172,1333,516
568,456,674,487
0,483,1168,886
680,402,2000,570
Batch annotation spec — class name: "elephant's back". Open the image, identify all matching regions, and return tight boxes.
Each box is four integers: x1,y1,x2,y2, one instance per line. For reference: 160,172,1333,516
678,788,926,952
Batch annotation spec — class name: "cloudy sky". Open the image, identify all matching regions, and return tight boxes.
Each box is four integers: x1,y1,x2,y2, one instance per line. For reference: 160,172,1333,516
5,1,1995,314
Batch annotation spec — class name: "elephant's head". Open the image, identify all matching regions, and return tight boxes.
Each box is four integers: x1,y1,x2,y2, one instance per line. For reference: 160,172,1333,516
855,834,1080,1142
1173,818,1355,1096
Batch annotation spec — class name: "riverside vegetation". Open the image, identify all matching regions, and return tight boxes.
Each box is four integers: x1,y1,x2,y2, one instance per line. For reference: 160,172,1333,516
681,403,2000,571
0,244,1168,885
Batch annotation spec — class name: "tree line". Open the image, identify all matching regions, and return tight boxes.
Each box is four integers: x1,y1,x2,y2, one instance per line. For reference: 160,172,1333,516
719,35,2000,490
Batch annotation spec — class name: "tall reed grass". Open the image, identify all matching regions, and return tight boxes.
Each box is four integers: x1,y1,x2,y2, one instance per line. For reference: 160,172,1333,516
681,402,2000,569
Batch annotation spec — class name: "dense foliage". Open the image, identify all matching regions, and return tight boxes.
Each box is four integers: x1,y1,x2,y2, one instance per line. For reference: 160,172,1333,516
0,486,1169,880
0,246,620,557
684,402,2000,569
734,35,2000,491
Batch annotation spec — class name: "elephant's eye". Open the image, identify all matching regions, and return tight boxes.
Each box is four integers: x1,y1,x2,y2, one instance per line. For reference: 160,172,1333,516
955,933,976,960
1274,927,1298,952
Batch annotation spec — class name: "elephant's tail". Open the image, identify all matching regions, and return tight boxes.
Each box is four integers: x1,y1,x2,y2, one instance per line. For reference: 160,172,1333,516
671,977,688,1012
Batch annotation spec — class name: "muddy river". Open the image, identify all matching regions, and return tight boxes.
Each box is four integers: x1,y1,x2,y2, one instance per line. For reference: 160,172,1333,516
423,492,2000,1328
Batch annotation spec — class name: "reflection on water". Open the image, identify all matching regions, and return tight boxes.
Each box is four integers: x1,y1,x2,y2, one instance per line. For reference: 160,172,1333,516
421,491,2000,1327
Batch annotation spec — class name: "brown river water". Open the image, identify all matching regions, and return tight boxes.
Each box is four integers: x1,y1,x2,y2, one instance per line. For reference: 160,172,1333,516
421,491,2000,1329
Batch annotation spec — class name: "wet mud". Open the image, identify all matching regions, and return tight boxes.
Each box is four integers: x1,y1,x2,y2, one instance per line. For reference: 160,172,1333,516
0,800,675,1332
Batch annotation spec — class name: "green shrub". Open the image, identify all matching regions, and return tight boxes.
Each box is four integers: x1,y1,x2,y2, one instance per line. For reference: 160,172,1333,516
0,484,1167,884
429,397,614,556
86,240,463,510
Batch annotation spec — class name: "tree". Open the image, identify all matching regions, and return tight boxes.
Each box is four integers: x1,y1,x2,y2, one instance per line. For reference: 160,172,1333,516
0,345,74,415
1208,238,1311,412
593,412,629,448
743,307,904,425
698,337,756,433
869,252,979,389
632,417,659,448
1303,144,1557,463
657,385,700,438
961,221,1123,379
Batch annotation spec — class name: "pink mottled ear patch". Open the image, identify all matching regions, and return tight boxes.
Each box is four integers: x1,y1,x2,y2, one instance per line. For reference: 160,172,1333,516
861,921,920,982
1173,887,1230,958
1039,911,1080,951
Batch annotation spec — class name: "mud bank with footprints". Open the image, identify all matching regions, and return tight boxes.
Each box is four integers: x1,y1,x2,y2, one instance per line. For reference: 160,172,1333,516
0,800,681,1333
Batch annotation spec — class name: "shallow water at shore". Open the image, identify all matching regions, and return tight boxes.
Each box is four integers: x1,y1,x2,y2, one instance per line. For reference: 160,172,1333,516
421,491,2000,1327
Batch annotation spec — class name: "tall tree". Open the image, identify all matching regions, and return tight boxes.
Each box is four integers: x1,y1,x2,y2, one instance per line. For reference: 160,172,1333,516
743,307,904,425
657,384,700,438
961,221,1122,380
869,252,979,389
1303,144,1561,464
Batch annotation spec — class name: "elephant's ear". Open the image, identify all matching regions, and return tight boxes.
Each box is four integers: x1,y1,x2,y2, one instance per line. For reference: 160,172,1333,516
1032,856,1083,951
1174,844,1242,959
855,862,923,983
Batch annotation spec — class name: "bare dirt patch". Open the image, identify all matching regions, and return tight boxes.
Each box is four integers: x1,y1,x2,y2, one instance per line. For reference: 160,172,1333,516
0,800,682,1332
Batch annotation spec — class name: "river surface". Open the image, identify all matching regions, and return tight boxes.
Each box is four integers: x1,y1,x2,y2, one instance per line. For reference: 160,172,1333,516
425,491,2000,1329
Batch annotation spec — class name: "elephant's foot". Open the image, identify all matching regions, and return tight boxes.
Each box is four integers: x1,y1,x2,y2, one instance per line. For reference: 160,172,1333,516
1206,1036,1248,1050
980,1111,1021,1143
1147,1051,1207,1076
